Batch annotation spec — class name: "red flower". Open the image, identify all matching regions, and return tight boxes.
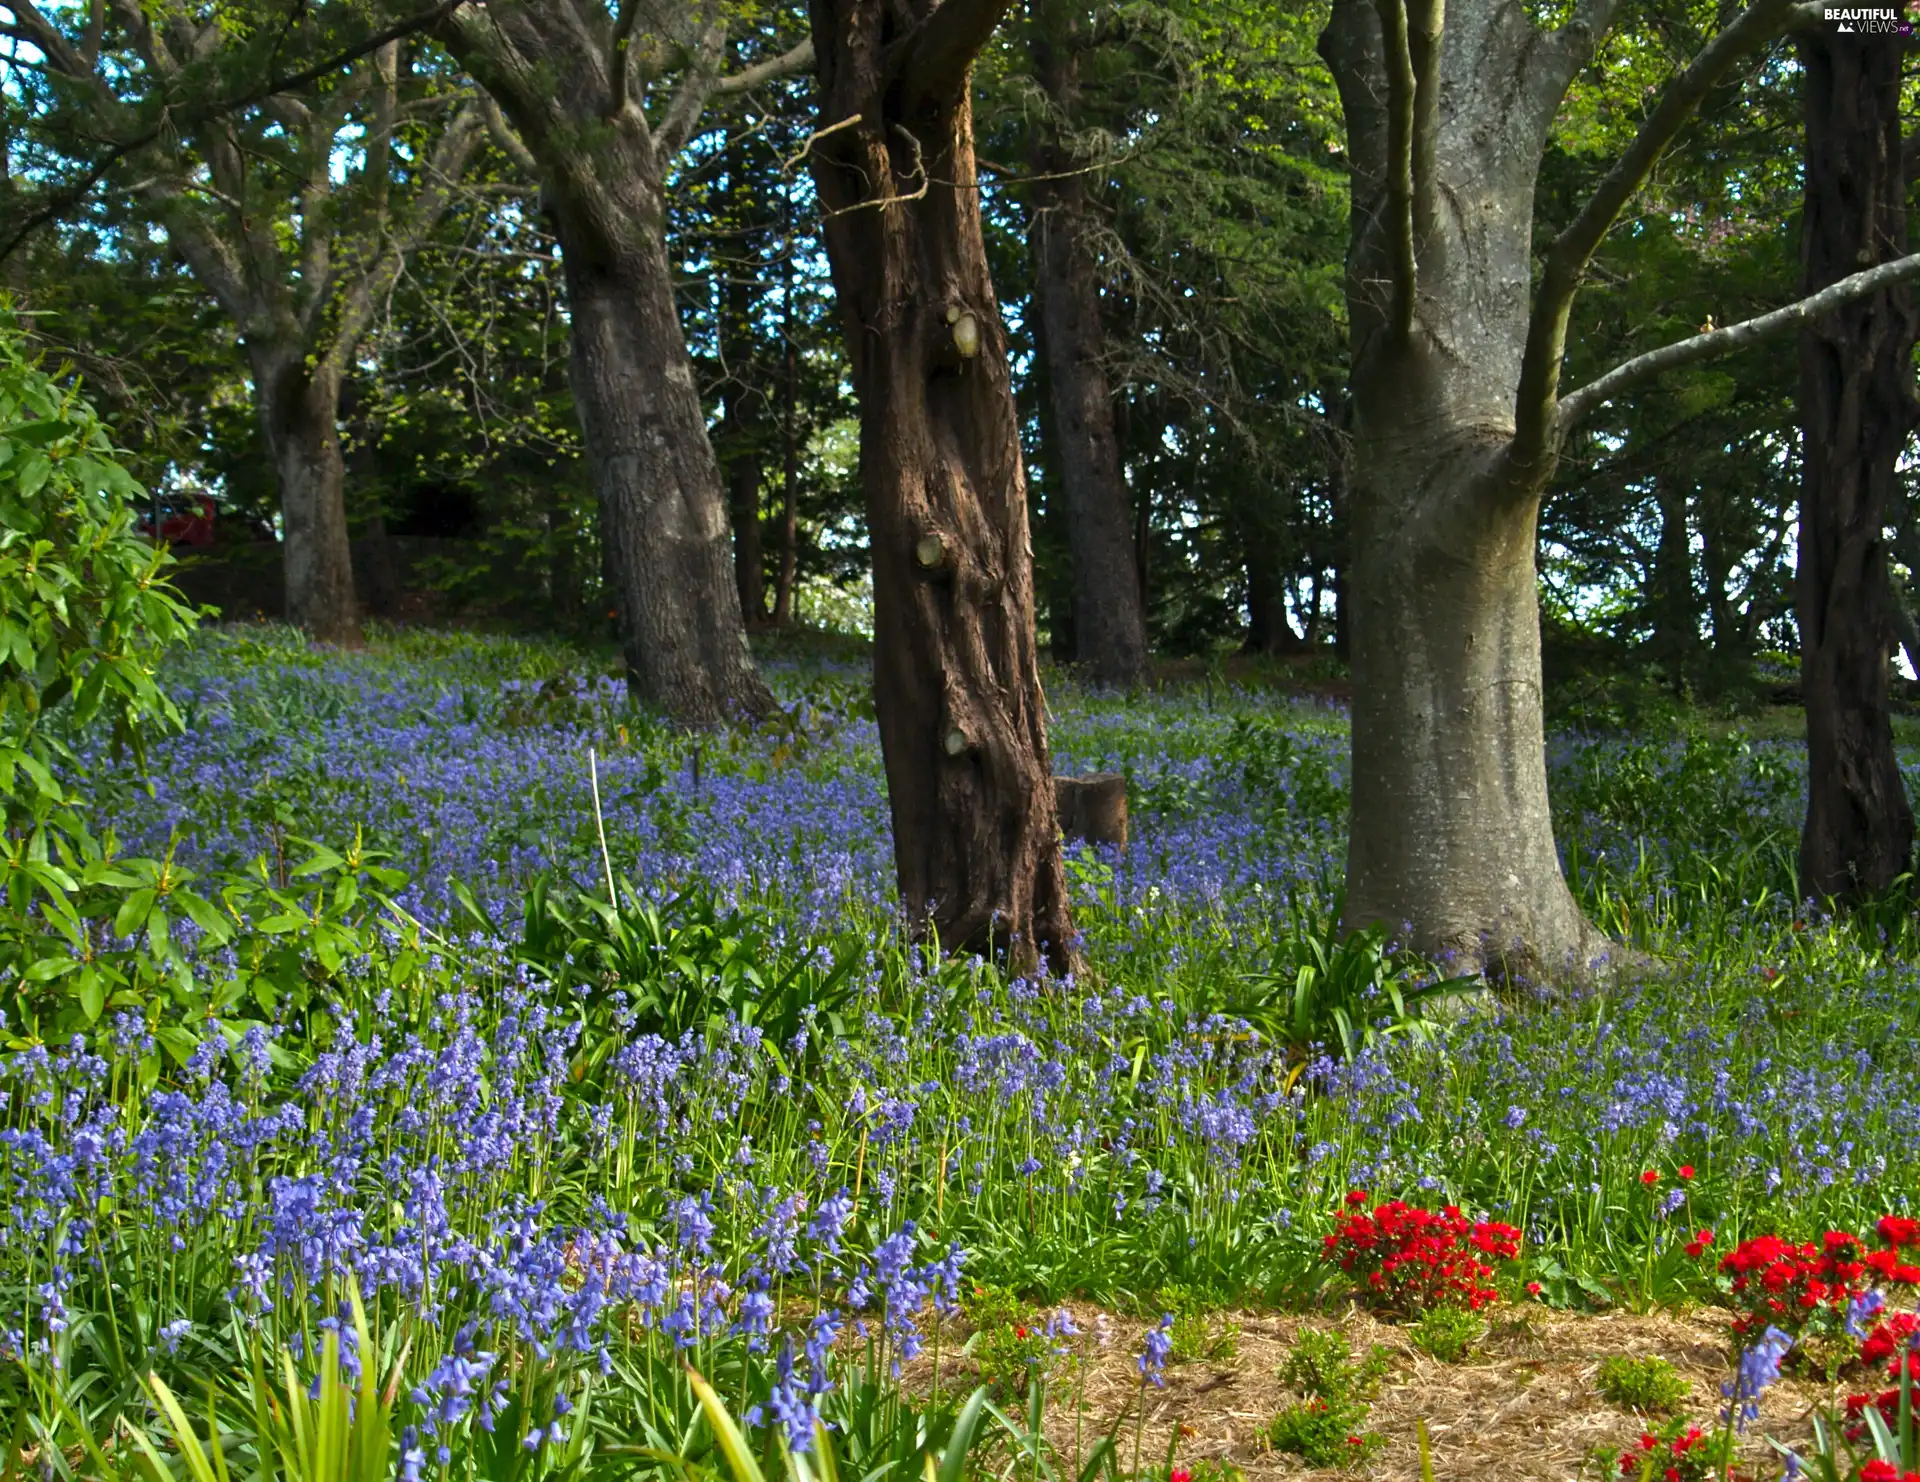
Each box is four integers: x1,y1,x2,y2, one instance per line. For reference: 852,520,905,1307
1640,1170,1659,1186
1321,1197,1520,1312
1676,1165,1694,1181
1525,1281,1542,1297
1345,1189,1370,1207
1683,1229,1714,1258
1170,1470,1191,1482
1878,1214,1920,1249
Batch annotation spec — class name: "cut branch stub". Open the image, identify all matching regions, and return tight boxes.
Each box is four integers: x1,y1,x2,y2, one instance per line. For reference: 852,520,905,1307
915,531,949,570
943,726,969,757
1054,772,1128,849
951,310,982,358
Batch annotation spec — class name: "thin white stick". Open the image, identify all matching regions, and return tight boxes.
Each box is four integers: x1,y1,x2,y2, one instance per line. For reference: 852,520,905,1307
588,747,618,904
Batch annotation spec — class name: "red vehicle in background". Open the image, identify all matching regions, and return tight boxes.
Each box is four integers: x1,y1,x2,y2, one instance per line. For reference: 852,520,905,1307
137,494,216,548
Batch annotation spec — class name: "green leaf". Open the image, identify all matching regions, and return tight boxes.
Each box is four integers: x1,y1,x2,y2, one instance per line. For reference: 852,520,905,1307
688,1367,768,1482
76,972,105,1023
115,887,158,938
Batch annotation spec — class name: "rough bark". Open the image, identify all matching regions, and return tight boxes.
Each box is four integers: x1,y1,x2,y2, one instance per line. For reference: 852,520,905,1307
441,1,776,726
255,351,358,644
1651,474,1693,688
1794,30,1916,903
1027,0,1149,688
808,0,1075,972
569,250,771,724
726,429,767,626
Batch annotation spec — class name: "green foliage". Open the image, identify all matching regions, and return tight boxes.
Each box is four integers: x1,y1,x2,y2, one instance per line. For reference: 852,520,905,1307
963,1286,1065,1400
1408,1304,1483,1365
1595,1354,1690,1415
1267,1328,1389,1468
0,322,198,779
1224,892,1484,1071
1158,1288,1240,1365
468,876,859,1051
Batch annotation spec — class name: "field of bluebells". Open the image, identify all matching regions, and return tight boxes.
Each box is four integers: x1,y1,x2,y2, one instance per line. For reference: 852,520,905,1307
7,624,1920,1480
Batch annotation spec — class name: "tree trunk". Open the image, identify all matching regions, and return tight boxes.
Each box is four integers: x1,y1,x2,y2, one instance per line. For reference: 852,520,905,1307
1651,474,1693,690
1027,2,1149,688
255,350,359,645
1234,473,1302,654
567,246,774,724
720,386,768,625
1794,31,1916,903
1344,427,1605,979
809,0,1075,972
440,9,772,727
1322,0,1611,979
773,331,799,626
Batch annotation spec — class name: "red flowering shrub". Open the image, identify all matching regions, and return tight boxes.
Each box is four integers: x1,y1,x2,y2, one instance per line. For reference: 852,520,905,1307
1861,1312,1920,1371
1612,1422,1728,1481
1858,1463,1920,1482
1718,1230,1872,1339
1845,1310,1920,1445
1323,1193,1521,1312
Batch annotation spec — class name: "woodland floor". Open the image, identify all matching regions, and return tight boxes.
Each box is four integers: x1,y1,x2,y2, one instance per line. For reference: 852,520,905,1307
905,1307,1830,1482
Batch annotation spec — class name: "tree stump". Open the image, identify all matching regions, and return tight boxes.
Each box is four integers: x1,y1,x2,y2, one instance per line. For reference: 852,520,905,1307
1054,773,1128,850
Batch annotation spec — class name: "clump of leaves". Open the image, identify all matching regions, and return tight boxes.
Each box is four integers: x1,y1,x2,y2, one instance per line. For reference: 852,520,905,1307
963,1285,1061,1399
1160,1285,1240,1365
1179,1461,1246,1482
1267,1328,1390,1468
1595,1354,1690,1414
1410,1303,1483,1364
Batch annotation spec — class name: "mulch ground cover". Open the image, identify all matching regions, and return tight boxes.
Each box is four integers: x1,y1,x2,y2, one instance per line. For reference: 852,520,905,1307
906,1306,1840,1481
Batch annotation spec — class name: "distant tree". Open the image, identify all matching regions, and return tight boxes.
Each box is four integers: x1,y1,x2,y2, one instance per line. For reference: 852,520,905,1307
1024,0,1149,687
0,2,484,643
430,1,806,725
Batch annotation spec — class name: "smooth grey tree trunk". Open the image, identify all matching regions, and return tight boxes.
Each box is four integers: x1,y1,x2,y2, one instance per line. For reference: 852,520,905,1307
1321,0,1615,980
1343,412,1606,979
255,351,358,645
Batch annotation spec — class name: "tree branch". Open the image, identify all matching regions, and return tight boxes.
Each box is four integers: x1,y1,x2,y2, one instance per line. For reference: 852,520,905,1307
888,0,1014,114
0,0,467,263
1552,252,1920,437
711,36,813,97
477,91,538,179
652,20,724,158
1373,0,1417,341
606,0,641,118
321,100,485,376
1405,0,1442,254
1509,0,1796,469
